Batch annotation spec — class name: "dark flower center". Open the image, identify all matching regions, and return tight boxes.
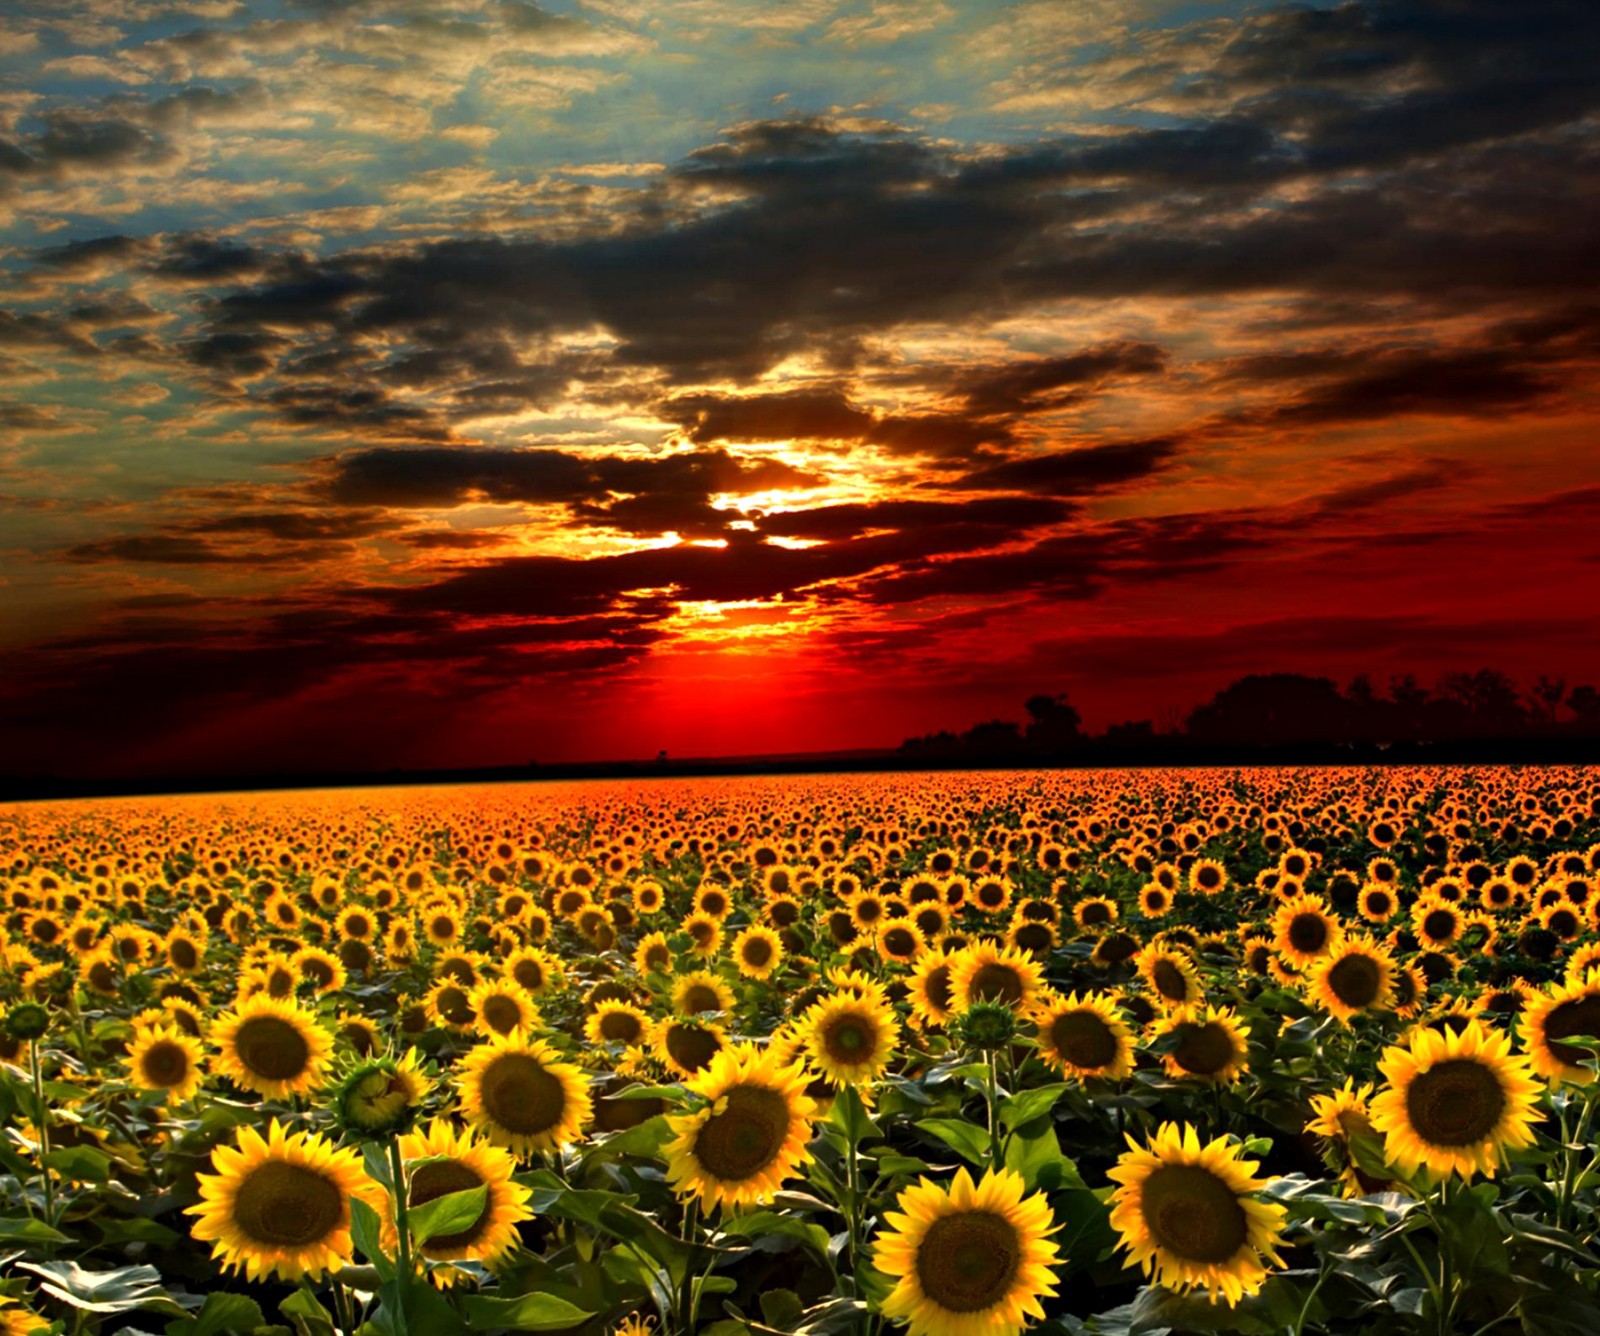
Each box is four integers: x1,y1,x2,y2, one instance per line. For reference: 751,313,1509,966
914,1209,1020,1313
693,1084,791,1181
1404,1058,1506,1146
234,1161,343,1248
1050,1011,1118,1070
234,1016,311,1081
1327,955,1383,1008
1141,1164,1248,1263
479,1053,567,1136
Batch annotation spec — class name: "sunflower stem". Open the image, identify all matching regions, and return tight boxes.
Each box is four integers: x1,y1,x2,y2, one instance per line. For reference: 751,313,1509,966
844,1109,863,1297
984,1050,1001,1163
388,1136,414,1312
31,1038,57,1228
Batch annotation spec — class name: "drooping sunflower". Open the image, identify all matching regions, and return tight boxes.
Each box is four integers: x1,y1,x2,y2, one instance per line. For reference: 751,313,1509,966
1306,1080,1407,1199
1134,943,1204,1010
1033,991,1134,1081
210,995,334,1100
125,1022,205,1104
906,948,958,1030
1369,1019,1541,1180
1107,1123,1286,1306
1520,969,1600,1086
1150,1005,1250,1085
874,1166,1060,1336
947,941,1044,1013
1308,937,1396,1024
733,925,785,980
802,991,901,1087
456,1032,591,1158
664,1044,816,1211
384,1118,532,1276
188,1118,385,1282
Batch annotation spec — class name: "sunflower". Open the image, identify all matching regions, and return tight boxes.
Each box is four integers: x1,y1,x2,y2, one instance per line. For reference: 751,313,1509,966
874,1166,1060,1336
1138,883,1173,918
1033,991,1134,1081
1412,894,1465,950
1520,970,1600,1086
333,1050,432,1136
385,1118,532,1276
125,1023,205,1104
0,1295,49,1336
947,941,1044,1013
188,1119,384,1282
503,945,563,997
1189,859,1228,896
293,946,347,996
664,1044,816,1211
414,1001,539,1115
585,1000,652,1049
733,925,785,980
211,995,334,1100
1107,1123,1286,1306
1357,883,1399,924
426,977,477,1034
1369,1020,1541,1180
682,911,724,959
656,1017,728,1079
1150,1005,1250,1085
468,979,540,1039
164,927,207,975
672,969,734,1018
1134,944,1203,1010
1272,894,1342,968
1306,1080,1406,1199
1308,937,1396,1024
633,932,674,977
878,920,927,965
906,948,958,1030
1072,897,1118,931
802,992,900,1087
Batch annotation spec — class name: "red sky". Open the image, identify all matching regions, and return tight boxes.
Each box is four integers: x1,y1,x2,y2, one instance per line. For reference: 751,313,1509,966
2,0,1600,779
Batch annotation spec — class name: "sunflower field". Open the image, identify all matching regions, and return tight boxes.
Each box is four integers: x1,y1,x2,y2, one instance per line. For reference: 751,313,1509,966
3,766,1600,1336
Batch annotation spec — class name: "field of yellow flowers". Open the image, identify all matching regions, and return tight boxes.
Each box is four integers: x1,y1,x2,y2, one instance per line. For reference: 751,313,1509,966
3,766,1600,1336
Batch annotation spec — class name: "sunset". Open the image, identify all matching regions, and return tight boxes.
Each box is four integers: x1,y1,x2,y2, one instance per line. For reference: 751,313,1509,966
0,0,1595,779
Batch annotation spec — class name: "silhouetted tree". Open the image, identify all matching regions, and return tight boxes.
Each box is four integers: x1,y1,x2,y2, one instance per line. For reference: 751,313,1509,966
1023,693,1084,751
1185,674,1353,746
962,719,1024,753
1534,675,1568,723
1569,685,1600,732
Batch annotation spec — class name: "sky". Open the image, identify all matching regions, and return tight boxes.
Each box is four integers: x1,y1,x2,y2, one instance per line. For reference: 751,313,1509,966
2,0,1599,779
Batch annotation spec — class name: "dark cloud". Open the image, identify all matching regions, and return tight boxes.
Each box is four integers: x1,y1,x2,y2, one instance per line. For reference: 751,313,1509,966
949,438,1183,495
322,444,823,536
757,495,1075,540
951,343,1169,416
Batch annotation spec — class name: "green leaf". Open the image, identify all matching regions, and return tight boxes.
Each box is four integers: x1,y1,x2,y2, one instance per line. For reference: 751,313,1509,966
829,1084,880,1143
165,1292,266,1336
41,1144,113,1182
0,1215,71,1244
280,1288,339,1336
998,1082,1068,1130
407,1184,487,1246
718,1209,831,1259
18,1260,185,1316
759,1290,805,1331
915,1117,991,1166
462,1293,593,1332
350,1196,396,1279
96,1216,183,1246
